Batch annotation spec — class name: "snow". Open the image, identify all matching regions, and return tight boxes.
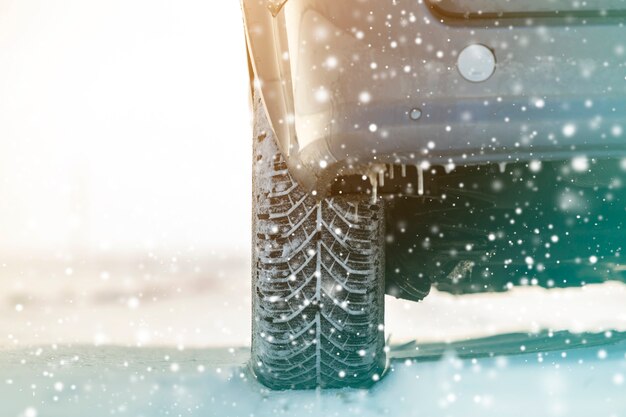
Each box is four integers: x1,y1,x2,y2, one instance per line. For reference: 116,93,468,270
562,124,577,138
2,253,626,349
2,332,626,417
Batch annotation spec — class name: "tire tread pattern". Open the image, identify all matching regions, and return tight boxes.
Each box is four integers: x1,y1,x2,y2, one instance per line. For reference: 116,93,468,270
251,95,385,389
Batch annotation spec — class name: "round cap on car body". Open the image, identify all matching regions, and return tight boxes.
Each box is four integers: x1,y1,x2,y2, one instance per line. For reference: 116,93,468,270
457,44,496,83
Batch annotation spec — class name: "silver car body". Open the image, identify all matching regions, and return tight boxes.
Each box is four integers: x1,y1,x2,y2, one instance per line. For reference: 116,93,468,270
242,0,626,192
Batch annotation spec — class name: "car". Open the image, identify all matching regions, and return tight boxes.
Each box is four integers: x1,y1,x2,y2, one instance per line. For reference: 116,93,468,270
241,0,626,389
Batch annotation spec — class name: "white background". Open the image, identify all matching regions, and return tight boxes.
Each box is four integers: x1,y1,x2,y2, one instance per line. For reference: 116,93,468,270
0,0,251,255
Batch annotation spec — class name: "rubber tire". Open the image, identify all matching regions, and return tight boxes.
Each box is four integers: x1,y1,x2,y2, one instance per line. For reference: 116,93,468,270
251,94,386,390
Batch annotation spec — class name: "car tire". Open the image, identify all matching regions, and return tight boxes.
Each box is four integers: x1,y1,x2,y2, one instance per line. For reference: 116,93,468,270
250,92,387,389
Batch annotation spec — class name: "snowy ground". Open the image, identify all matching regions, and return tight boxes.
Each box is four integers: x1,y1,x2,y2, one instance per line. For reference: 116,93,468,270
2,254,626,348
2,331,626,417
2,255,626,416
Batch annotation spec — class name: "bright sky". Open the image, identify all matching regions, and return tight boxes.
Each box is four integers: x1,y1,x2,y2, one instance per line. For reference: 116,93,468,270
0,0,252,255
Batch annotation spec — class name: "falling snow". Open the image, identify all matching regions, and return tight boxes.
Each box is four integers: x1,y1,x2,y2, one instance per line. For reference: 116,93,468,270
2,0,626,414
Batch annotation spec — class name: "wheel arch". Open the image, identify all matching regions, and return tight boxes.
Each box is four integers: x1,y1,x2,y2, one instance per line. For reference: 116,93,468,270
242,0,341,193
241,1,294,162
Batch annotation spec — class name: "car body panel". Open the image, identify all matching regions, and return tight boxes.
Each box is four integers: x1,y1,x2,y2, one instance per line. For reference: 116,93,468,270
242,0,626,191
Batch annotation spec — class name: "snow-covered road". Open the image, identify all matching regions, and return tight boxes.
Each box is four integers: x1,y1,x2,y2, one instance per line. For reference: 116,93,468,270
3,255,626,416
3,255,626,349
2,331,626,417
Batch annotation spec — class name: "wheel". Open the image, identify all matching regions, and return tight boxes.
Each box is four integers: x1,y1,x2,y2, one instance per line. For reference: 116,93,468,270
250,93,387,389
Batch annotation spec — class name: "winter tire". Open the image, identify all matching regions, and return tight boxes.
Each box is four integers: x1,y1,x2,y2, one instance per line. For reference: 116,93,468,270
251,93,387,389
